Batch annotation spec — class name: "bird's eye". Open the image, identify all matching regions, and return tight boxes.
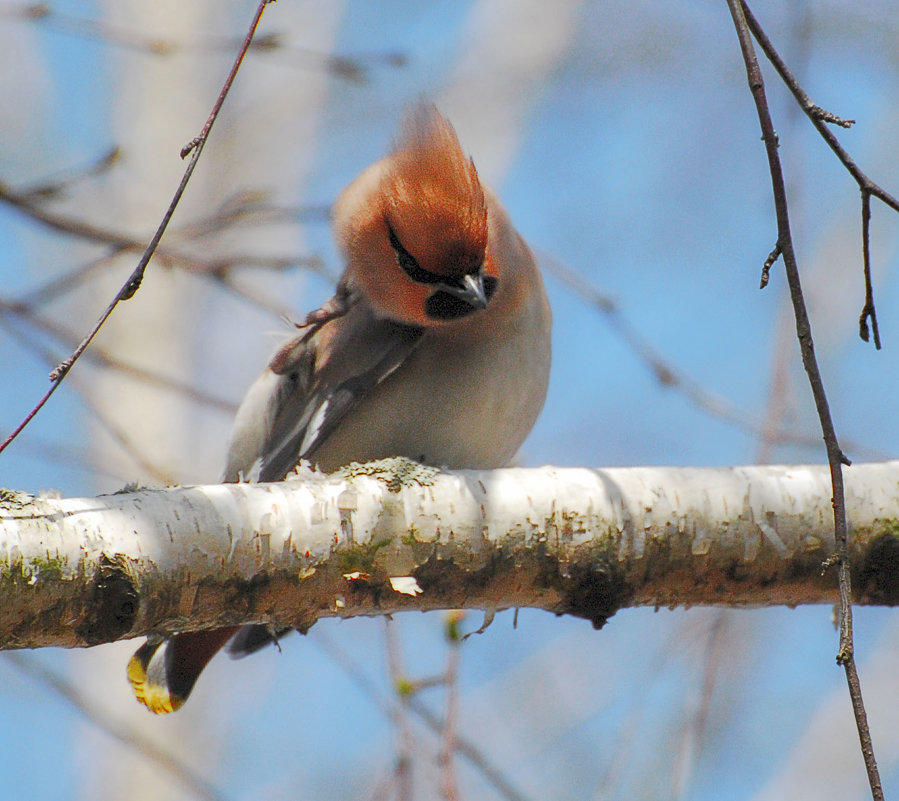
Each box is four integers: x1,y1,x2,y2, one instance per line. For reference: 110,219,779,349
387,225,444,285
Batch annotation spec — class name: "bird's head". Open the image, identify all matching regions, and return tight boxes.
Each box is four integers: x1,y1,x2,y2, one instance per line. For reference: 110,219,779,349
333,104,498,327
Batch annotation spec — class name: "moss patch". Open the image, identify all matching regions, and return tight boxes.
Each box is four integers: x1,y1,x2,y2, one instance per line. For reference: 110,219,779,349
339,457,441,493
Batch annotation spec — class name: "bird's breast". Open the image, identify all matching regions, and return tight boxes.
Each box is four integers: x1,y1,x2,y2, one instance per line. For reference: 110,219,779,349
308,305,550,472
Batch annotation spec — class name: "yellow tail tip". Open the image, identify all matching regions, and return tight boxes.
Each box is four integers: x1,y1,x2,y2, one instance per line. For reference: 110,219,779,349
127,647,184,715
127,628,240,713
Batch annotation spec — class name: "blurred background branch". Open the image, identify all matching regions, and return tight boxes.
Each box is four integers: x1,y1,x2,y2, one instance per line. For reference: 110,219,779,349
2,2,899,800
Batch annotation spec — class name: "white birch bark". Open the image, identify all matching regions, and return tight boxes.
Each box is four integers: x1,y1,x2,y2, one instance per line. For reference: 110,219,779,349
3,460,899,650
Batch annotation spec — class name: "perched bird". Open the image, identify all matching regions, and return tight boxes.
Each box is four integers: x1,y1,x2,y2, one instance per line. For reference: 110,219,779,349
128,104,552,713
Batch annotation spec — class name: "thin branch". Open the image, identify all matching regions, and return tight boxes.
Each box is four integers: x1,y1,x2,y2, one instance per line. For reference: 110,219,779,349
1,169,331,284
726,3,882,798
313,629,533,801
211,259,335,321
0,300,237,413
1,194,328,309
0,317,177,483
541,252,886,461
1,181,330,391
11,146,120,201
739,1,899,213
1,161,332,322
858,191,881,348
167,192,331,241
179,2,274,160
1,2,405,82
672,611,729,800
0,0,275,459
439,614,463,801
1,155,331,313
740,0,899,347
15,252,124,309
385,618,415,801
0,181,145,250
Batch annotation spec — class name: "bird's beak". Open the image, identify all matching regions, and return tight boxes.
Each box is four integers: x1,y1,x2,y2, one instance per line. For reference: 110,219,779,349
437,272,489,311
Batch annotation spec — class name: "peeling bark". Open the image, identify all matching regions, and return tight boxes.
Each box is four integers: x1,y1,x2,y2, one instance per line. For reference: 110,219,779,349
2,459,899,649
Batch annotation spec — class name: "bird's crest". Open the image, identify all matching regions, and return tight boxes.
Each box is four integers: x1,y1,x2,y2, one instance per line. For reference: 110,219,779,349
385,104,488,278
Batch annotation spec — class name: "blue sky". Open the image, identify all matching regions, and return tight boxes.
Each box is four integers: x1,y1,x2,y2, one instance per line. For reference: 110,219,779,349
2,2,899,799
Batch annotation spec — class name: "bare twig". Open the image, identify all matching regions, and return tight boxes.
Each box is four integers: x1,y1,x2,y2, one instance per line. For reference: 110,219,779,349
740,0,898,347
1,2,405,81
0,300,237,413
16,253,125,309
739,1,899,213
672,611,729,800
0,181,146,250
541,252,886,461
440,613,463,801
1,175,330,284
0,317,177,483
2,178,331,327
179,2,275,160
726,2,882,798
0,0,275,459
11,146,120,200
858,191,881,348
167,192,331,240
313,628,532,801
385,618,414,801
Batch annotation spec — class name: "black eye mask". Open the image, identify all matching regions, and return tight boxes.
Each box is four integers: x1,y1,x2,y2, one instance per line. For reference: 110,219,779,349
425,275,498,320
388,225,446,285
387,224,496,320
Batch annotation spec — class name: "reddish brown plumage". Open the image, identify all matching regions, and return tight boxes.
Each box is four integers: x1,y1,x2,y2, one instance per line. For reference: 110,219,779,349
332,105,495,329
129,104,551,714
384,105,488,279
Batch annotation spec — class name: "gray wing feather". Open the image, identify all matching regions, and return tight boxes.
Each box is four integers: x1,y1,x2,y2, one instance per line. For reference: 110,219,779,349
257,322,422,481
232,299,422,483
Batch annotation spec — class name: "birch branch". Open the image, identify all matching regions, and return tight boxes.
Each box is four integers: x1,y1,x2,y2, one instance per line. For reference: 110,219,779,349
3,458,899,650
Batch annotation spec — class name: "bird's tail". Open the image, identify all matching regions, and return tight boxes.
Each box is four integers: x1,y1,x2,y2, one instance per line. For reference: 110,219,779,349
127,627,241,714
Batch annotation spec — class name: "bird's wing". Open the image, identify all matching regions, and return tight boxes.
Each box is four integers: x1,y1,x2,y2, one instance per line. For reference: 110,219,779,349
242,292,424,483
